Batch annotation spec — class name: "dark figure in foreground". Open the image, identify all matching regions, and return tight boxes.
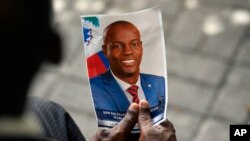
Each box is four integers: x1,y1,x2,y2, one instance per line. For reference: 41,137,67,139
0,0,176,141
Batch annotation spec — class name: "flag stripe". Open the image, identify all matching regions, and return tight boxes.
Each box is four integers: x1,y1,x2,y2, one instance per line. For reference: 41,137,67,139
87,52,106,78
97,51,109,69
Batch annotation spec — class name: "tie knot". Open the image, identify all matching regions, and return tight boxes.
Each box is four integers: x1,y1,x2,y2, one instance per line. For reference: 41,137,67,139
126,85,139,104
127,85,138,96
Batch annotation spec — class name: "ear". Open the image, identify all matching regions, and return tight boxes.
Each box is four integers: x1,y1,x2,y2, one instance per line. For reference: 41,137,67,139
102,45,107,56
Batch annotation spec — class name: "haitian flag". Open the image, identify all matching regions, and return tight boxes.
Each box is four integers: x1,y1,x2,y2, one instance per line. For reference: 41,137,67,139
81,17,109,78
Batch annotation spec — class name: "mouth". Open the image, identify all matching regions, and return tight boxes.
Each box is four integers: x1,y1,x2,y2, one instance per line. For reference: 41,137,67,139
122,59,135,65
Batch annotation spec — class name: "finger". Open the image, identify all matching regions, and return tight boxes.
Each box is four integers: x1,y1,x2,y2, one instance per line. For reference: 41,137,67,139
100,129,110,137
90,129,110,141
160,119,175,133
138,100,153,129
116,103,139,133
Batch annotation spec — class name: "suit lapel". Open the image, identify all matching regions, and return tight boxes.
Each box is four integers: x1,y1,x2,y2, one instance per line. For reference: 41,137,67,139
103,70,130,112
141,74,158,107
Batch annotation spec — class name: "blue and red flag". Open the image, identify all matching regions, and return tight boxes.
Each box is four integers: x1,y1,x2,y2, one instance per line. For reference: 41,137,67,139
82,17,109,78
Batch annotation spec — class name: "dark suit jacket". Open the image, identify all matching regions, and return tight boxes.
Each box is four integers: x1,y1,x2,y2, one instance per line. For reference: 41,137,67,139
0,136,58,141
25,97,86,141
90,70,165,112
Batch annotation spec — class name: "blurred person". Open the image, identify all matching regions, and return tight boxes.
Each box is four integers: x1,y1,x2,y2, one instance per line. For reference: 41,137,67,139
0,0,86,140
0,0,68,140
0,0,176,141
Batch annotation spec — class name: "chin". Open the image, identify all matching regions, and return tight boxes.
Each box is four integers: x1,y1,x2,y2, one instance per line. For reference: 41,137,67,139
123,73,134,77
123,70,137,77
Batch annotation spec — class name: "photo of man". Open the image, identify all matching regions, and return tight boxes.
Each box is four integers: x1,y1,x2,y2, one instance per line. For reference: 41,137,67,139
81,7,167,130
90,20,165,128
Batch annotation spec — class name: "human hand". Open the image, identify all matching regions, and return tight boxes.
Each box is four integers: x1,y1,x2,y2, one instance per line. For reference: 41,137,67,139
90,100,177,141
90,103,139,141
138,100,176,141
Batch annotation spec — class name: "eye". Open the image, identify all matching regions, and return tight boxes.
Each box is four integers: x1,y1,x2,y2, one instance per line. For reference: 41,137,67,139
130,41,142,48
110,43,123,49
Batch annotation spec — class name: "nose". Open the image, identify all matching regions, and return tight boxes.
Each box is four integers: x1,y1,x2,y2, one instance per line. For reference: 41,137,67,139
123,44,133,55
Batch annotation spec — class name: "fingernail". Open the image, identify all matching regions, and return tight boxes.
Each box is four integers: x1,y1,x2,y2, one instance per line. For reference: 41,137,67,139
129,103,138,111
100,129,109,137
140,100,148,108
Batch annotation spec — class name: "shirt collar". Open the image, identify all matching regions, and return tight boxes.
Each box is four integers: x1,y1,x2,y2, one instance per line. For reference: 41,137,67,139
110,69,141,91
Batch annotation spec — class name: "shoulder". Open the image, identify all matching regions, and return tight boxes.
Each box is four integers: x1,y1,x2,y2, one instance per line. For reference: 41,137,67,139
140,73,165,82
90,70,113,84
26,96,65,113
25,97,86,141
90,70,109,81
90,73,103,82
25,97,68,126
89,73,104,87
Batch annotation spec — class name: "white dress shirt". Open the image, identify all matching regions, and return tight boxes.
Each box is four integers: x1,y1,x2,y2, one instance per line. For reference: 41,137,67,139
110,70,146,103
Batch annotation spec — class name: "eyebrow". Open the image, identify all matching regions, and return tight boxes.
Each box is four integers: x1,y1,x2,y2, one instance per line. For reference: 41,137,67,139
110,39,141,44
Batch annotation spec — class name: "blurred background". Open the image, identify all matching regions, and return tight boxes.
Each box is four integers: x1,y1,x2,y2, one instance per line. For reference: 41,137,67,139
29,0,250,140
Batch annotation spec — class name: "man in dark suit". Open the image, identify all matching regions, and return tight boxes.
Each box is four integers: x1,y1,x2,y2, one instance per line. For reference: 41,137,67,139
90,21,166,128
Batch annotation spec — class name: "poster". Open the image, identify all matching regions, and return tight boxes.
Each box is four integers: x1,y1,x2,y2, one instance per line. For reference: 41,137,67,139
81,6,168,132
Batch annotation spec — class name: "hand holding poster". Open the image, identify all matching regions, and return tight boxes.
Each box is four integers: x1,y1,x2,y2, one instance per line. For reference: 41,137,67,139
81,6,168,132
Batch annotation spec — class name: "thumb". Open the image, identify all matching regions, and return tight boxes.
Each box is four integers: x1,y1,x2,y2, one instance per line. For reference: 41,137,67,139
138,100,153,130
115,103,139,134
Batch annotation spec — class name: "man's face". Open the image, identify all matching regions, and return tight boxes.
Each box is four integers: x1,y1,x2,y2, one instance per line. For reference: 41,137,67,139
103,23,143,78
